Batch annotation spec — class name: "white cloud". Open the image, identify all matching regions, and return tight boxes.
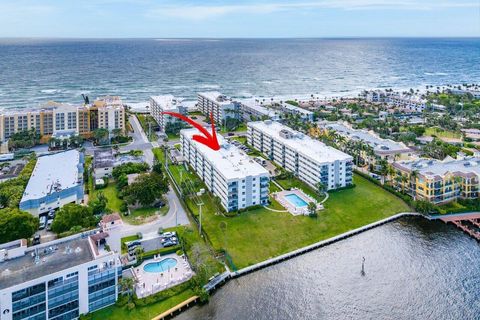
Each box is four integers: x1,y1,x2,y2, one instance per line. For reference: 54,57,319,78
149,0,479,20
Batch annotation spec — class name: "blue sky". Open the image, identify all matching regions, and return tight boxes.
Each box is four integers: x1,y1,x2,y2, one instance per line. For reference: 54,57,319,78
0,0,479,38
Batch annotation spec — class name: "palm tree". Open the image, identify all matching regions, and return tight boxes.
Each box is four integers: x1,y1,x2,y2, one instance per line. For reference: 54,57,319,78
316,182,326,196
307,202,317,217
119,277,137,301
401,175,408,193
213,196,223,213
410,170,419,200
134,246,144,262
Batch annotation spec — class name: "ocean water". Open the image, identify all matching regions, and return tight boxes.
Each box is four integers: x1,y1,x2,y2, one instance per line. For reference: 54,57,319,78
0,38,479,109
176,217,480,320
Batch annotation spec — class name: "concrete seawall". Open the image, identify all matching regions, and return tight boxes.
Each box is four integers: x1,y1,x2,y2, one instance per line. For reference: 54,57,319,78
206,212,424,291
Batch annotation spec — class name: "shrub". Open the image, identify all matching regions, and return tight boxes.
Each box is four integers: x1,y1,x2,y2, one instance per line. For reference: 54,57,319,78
127,302,136,310
413,200,439,214
116,295,129,307
119,201,128,213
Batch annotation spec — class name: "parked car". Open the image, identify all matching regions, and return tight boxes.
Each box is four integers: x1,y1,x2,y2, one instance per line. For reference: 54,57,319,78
46,219,53,231
48,210,55,219
153,200,166,208
163,241,175,247
32,234,41,245
127,240,141,249
162,231,176,238
228,132,235,136
39,216,47,230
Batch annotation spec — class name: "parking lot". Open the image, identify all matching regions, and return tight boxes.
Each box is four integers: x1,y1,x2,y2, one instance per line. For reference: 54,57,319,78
0,159,26,182
126,231,179,257
228,138,252,153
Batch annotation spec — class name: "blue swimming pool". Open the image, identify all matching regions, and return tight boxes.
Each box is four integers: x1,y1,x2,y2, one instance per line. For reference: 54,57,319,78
143,258,177,273
285,193,309,207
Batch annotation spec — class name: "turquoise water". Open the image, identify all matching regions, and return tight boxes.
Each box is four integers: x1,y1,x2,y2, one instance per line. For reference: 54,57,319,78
285,193,308,207
143,258,177,273
0,38,479,109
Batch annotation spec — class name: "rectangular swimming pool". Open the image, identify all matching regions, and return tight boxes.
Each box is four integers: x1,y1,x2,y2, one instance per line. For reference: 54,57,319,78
285,193,309,207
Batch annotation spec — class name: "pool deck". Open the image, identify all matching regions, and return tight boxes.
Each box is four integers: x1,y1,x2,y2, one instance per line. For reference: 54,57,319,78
131,253,194,298
274,189,323,215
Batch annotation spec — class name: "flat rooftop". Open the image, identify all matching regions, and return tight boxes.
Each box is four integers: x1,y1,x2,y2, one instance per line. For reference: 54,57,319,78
198,91,233,105
150,95,183,111
0,237,93,290
239,99,280,118
94,96,124,110
248,121,352,164
322,121,410,154
394,157,480,178
21,150,82,202
281,103,314,115
0,102,81,115
181,128,269,180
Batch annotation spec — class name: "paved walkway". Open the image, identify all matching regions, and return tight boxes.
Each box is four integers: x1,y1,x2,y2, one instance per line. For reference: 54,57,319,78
262,205,288,213
271,180,284,191
130,114,150,144
431,211,480,222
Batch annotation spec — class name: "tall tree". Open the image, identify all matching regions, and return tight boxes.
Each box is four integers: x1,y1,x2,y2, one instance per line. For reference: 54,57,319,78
123,173,169,207
0,208,39,243
51,204,96,234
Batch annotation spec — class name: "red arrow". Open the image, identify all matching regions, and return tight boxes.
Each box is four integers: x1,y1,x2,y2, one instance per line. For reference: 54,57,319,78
161,111,221,151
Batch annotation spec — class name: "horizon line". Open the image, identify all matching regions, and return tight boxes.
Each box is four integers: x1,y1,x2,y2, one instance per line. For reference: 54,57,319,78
0,36,479,40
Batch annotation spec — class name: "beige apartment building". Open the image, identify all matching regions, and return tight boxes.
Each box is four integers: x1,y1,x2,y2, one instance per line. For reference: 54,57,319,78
0,96,125,143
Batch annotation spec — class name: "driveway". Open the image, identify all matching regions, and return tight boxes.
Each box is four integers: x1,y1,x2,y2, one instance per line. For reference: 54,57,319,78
83,115,153,157
106,186,190,253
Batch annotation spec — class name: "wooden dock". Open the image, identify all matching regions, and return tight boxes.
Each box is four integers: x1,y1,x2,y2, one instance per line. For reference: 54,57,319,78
151,296,199,320
436,212,480,241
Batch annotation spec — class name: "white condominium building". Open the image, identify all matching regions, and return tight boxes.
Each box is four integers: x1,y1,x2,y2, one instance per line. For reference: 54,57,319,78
280,103,314,121
248,121,353,190
320,121,413,162
239,99,281,121
387,94,427,112
149,95,186,131
365,90,387,103
0,233,120,320
197,92,240,124
180,128,270,212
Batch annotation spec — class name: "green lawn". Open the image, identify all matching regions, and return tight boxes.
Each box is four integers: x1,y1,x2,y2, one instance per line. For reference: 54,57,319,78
167,132,180,140
425,127,462,140
269,182,282,193
123,204,169,225
155,145,409,269
200,174,410,268
230,136,247,144
220,122,247,133
91,183,123,212
136,114,158,142
89,289,195,320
